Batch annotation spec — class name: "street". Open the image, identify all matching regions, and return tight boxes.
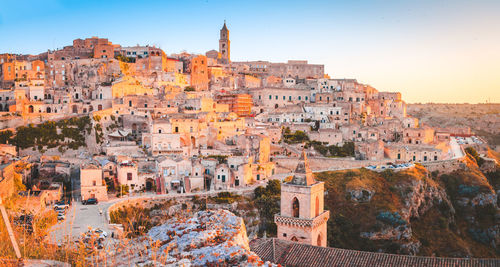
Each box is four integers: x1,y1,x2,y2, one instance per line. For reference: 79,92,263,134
49,201,114,244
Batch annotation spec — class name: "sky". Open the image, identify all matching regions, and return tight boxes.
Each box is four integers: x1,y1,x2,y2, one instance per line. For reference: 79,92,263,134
0,0,499,103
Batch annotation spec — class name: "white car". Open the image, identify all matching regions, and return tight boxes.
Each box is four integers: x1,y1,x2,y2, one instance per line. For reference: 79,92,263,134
54,201,69,210
94,229,108,239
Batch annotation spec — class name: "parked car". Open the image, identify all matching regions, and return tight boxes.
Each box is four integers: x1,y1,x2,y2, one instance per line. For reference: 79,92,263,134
82,198,98,205
94,229,108,239
54,201,69,210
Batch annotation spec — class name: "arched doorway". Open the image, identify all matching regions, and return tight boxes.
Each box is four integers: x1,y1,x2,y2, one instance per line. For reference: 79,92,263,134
132,123,137,134
83,108,87,113
98,104,103,111
317,234,322,246
46,107,51,113
145,178,154,191
89,105,94,112
28,105,34,113
292,197,299,218
72,105,78,113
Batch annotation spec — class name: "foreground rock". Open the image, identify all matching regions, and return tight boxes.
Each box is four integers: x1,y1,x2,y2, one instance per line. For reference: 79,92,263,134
147,209,274,266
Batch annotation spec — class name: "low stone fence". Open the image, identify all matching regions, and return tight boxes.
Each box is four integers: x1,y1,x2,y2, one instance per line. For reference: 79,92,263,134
273,156,388,173
106,188,256,224
420,156,466,173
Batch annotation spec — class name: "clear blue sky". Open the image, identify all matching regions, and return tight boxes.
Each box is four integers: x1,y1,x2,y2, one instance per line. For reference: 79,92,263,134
1,0,499,103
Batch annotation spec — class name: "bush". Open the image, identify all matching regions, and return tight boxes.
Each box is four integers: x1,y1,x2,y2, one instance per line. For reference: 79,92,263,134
376,211,406,226
465,147,484,166
283,130,309,144
457,184,479,197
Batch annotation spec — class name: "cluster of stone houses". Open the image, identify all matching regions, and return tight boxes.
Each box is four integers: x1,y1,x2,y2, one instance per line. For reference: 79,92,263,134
0,22,468,202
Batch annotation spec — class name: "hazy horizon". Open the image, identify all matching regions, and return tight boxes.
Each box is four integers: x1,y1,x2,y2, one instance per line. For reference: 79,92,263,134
1,0,499,103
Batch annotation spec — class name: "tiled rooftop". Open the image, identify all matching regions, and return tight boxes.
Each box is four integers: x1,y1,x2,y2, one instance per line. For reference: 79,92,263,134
250,238,500,267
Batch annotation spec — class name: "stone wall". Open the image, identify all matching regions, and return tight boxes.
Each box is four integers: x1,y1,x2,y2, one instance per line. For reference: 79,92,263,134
420,157,467,173
273,156,388,173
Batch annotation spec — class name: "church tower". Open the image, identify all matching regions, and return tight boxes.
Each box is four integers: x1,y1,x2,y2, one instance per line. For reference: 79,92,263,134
219,21,230,64
275,151,330,247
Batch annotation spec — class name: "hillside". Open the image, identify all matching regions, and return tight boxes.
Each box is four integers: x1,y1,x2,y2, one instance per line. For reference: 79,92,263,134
315,161,499,257
407,103,500,148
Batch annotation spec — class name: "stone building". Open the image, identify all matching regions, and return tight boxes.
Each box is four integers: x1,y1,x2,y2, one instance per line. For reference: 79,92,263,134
275,152,329,247
219,21,230,64
80,163,108,202
190,55,209,91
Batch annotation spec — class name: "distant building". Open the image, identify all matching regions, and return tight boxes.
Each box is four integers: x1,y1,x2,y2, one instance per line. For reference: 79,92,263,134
219,21,230,64
215,93,252,116
80,163,108,201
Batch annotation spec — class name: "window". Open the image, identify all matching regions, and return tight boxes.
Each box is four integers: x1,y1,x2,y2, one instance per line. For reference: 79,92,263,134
222,175,226,182
93,180,96,186
298,96,301,100
127,173,132,180
269,95,272,100
292,197,299,217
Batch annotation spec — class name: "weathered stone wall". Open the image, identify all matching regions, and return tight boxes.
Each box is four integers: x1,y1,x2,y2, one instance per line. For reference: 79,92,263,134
273,156,388,173
420,157,466,173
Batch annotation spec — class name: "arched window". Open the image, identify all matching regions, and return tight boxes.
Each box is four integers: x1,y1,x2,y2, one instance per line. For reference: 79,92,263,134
315,196,320,217
291,236,298,242
317,234,322,246
292,197,299,218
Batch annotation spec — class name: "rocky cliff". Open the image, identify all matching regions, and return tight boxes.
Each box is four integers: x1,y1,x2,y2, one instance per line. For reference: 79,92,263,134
144,210,274,266
315,161,500,258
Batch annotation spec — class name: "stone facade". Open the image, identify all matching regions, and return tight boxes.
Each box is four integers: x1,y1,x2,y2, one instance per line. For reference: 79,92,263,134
275,152,329,247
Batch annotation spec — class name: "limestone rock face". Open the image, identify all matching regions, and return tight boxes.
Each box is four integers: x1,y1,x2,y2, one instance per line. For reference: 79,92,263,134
147,209,274,266
348,188,374,202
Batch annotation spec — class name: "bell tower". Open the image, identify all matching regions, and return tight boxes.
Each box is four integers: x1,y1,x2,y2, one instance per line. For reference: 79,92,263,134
219,20,230,64
275,151,330,247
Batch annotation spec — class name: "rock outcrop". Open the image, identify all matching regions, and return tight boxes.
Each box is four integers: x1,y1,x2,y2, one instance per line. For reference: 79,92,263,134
147,210,274,266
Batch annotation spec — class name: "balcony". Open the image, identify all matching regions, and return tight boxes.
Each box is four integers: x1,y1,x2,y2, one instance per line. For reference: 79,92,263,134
274,210,330,229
